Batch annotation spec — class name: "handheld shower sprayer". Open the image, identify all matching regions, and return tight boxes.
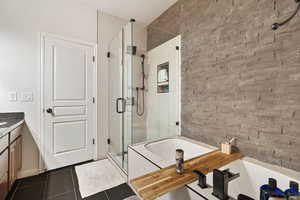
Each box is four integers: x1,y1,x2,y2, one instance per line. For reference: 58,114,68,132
272,0,300,30
140,54,146,90
136,54,146,116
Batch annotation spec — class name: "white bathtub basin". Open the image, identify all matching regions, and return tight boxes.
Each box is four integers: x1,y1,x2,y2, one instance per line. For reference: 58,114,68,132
130,137,216,168
145,138,212,163
0,122,8,126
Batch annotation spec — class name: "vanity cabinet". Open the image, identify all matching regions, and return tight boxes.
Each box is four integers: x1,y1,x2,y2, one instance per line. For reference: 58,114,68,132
9,127,22,187
0,135,8,154
9,137,22,187
0,125,23,200
0,150,9,200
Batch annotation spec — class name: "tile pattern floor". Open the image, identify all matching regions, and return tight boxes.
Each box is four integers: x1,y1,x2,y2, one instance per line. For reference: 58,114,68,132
6,165,136,200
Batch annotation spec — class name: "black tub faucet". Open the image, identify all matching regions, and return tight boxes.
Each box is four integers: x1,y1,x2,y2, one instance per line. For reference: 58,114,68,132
212,168,240,200
193,170,207,189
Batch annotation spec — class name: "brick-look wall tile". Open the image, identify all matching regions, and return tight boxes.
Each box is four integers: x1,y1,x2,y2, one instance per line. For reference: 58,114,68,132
147,2,181,50
147,0,300,172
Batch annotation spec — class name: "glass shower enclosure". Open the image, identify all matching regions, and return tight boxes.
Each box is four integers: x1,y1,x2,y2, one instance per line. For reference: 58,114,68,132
107,22,133,173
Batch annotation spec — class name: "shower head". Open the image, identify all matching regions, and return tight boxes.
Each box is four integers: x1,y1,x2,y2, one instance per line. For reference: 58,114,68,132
272,0,300,31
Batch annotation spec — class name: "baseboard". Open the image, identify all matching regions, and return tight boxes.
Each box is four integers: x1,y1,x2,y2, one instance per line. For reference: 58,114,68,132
17,168,45,179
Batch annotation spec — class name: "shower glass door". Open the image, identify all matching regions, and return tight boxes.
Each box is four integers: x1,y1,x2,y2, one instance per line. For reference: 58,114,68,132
108,22,133,172
108,30,123,168
122,22,133,172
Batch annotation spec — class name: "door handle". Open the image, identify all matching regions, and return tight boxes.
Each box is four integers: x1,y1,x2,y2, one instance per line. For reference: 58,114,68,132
46,108,53,114
116,98,126,114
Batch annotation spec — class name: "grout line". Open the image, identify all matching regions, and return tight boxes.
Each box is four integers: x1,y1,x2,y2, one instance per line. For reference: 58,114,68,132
46,189,75,200
43,172,49,200
48,166,72,176
70,168,78,200
47,191,74,200
104,191,110,200
70,167,78,200
8,181,20,200
72,166,84,200
46,169,75,200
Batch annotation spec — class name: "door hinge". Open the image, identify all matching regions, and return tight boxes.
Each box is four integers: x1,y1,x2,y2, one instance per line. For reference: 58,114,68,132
107,138,111,145
93,56,96,62
92,138,95,145
176,46,180,50
92,97,95,103
126,46,137,55
107,52,111,58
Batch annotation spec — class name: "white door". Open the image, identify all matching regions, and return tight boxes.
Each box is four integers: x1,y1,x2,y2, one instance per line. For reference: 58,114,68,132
43,35,96,170
147,36,181,140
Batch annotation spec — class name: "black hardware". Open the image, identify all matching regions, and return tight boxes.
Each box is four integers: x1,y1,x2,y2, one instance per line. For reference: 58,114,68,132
46,108,53,114
92,138,95,145
107,138,111,145
126,46,137,55
176,46,180,50
130,18,136,22
290,181,299,190
212,168,240,200
272,0,300,30
93,56,95,62
107,52,111,58
116,98,126,114
176,121,180,126
136,54,146,116
193,170,207,189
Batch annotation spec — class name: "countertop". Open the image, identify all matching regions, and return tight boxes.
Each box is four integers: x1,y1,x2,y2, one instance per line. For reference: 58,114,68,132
0,112,24,139
130,150,243,200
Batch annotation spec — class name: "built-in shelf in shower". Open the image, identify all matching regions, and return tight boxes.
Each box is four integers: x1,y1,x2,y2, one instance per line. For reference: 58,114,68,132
157,62,169,94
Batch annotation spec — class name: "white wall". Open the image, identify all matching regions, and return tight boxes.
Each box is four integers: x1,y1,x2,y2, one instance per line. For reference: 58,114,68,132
0,0,147,173
146,36,181,140
132,24,148,144
0,0,97,175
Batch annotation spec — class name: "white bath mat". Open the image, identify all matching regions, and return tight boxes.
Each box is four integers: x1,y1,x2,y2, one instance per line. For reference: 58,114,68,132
75,159,126,198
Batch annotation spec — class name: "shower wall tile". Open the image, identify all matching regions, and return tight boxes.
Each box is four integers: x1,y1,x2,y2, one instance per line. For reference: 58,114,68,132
147,0,300,172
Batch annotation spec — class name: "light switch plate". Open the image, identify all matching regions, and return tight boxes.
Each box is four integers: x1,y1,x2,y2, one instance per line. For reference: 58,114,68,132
8,92,17,102
21,92,33,102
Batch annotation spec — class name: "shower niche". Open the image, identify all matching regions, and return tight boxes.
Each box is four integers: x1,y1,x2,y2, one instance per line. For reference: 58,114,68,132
157,62,169,93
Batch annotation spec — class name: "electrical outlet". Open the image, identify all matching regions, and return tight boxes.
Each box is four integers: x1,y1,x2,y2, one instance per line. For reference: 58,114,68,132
21,92,33,102
8,92,17,102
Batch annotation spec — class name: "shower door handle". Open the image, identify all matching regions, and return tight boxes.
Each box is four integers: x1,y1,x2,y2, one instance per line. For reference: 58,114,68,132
116,98,126,114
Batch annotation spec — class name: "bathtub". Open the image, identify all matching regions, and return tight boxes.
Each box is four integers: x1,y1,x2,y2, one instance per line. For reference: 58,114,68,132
128,137,300,200
144,138,215,166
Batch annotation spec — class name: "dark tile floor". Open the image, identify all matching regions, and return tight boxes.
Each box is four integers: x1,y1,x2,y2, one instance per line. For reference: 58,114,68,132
6,165,136,200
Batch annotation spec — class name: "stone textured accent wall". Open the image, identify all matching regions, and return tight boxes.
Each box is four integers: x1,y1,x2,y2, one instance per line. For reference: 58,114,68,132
148,0,300,171
147,2,181,50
